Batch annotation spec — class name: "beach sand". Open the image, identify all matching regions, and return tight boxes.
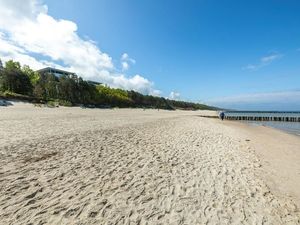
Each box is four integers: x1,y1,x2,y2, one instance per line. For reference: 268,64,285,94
0,103,299,224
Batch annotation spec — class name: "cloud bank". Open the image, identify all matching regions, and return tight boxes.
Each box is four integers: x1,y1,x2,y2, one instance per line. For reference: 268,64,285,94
206,90,300,111
0,0,160,95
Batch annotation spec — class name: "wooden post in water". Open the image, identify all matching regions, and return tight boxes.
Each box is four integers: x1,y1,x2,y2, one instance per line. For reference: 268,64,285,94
223,112,300,122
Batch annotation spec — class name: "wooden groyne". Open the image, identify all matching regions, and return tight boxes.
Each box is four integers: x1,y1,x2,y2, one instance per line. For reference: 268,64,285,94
224,111,300,122
198,115,219,119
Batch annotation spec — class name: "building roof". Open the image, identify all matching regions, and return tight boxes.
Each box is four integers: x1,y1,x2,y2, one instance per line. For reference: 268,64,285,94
36,67,75,75
87,80,102,85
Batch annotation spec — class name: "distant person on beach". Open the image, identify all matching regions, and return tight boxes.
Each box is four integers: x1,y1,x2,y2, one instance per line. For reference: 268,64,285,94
220,111,225,121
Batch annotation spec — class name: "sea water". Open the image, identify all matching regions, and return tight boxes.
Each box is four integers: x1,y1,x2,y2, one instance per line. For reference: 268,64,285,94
245,121,300,136
224,111,300,136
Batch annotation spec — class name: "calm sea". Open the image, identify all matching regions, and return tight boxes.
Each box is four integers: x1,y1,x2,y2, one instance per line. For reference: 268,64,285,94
224,111,300,136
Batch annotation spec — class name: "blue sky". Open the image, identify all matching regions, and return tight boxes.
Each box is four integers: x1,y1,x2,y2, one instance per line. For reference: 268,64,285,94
0,0,300,110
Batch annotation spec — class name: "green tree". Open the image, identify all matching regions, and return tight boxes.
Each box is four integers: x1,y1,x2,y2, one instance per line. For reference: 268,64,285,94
58,75,78,103
22,65,40,85
0,58,217,110
0,60,32,94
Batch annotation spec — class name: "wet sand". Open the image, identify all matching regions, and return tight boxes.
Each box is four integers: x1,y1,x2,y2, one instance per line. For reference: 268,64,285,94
0,103,299,224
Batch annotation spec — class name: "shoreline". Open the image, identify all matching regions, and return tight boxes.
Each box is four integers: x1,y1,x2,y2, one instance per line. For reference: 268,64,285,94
221,119,300,207
239,120,300,137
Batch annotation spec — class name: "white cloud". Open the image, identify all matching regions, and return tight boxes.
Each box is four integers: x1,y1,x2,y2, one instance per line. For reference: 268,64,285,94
261,54,281,63
243,53,282,71
0,0,48,29
121,53,129,61
107,73,160,96
208,91,300,104
120,53,136,71
0,32,50,69
121,62,129,71
0,0,160,95
121,53,136,63
206,90,300,111
169,91,181,100
151,89,162,96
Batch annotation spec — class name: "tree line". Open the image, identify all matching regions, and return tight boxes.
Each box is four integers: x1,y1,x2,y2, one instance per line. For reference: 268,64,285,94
0,59,217,110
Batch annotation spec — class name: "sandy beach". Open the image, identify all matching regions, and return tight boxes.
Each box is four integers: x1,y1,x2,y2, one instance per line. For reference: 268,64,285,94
0,103,300,225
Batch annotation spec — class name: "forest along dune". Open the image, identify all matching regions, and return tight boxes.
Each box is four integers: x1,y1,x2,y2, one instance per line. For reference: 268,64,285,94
0,105,299,225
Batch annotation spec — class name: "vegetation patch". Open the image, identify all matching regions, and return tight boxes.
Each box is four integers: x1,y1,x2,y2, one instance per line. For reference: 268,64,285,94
0,59,218,110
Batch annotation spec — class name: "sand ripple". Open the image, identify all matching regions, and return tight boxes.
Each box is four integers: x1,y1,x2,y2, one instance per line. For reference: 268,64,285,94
0,108,299,224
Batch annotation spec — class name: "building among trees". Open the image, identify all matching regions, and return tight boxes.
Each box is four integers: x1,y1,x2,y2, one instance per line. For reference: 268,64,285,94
37,67,102,86
36,67,76,78
0,59,217,110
